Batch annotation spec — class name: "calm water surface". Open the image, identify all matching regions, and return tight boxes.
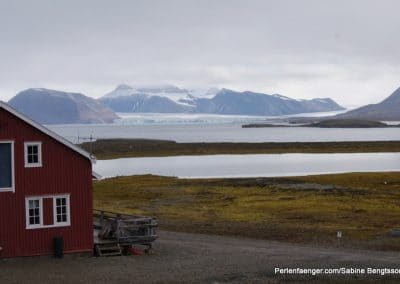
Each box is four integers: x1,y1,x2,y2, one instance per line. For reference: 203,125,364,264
50,123,400,143
94,153,400,179
48,112,400,143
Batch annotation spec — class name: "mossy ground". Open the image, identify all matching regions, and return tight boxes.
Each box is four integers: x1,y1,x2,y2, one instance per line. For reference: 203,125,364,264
94,172,400,250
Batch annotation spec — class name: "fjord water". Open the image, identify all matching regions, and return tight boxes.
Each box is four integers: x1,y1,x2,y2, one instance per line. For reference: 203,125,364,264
48,113,400,178
48,112,400,143
49,122,400,143
94,153,400,179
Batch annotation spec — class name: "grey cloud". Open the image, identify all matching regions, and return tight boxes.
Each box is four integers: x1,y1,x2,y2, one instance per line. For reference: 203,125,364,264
0,0,399,107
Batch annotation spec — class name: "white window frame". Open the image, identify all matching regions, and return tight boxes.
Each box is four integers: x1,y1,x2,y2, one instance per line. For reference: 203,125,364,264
0,140,15,192
25,197,43,229
24,142,42,168
53,195,71,226
25,194,71,229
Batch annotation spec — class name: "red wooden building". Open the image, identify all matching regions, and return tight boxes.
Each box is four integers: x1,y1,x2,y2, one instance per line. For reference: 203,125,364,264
0,101,94,257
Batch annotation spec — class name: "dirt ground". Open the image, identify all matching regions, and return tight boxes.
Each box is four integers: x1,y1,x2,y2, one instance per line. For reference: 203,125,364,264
1,230,400,284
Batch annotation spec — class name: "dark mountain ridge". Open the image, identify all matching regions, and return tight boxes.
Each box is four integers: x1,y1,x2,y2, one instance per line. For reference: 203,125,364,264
8,88,119,124
337,87,400,121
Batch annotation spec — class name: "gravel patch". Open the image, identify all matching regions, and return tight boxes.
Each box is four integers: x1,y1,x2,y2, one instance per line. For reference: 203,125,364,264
1,231,399,283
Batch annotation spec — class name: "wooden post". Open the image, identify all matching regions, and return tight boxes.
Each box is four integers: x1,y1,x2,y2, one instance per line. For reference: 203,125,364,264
89,135,93,157
100,211,104,228
116,215,121,242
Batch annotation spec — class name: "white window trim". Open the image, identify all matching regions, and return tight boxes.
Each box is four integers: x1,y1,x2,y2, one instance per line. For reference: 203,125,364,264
25,194,71,230
53,195,71,226
24,141,42,168
25,197,43,229
0,140,15,193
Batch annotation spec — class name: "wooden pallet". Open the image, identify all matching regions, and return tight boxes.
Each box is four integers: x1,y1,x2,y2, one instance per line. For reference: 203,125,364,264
93,209,158,249
95,242,122,257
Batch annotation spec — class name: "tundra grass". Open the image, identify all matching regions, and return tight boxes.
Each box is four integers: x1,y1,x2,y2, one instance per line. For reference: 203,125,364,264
82,139,400,159
94,172,400,250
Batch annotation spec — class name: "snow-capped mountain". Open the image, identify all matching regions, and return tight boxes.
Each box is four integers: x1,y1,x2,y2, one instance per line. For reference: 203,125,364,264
102,84,210,107
100,84,345,116
101,84,220,112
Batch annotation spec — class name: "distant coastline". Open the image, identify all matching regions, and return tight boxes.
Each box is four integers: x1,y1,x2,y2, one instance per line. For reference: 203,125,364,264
242,119,400,129
80,139,400,159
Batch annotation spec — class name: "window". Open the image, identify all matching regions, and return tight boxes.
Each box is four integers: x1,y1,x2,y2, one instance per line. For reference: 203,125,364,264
54,196,70,225
0,141,14,192
26,198,42,228
25,195,71,229
24,142,42,167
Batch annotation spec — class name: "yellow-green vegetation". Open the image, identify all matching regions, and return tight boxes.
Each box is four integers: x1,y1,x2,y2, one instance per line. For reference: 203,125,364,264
82,139,400,159
94,172,400,250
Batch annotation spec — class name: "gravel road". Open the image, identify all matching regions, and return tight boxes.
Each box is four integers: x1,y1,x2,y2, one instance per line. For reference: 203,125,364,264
1,230,400,283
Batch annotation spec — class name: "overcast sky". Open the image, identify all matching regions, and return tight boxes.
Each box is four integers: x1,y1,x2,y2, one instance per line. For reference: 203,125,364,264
1,0,400,107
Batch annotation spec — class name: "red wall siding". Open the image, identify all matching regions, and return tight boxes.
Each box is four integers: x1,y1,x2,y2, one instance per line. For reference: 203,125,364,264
43,198,53,226
0,108,93,257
